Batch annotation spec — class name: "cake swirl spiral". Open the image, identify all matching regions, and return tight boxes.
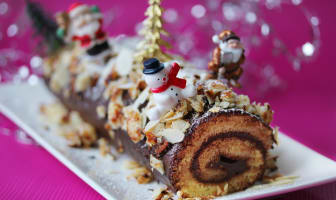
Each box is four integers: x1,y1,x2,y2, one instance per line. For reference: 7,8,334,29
164,110,274,198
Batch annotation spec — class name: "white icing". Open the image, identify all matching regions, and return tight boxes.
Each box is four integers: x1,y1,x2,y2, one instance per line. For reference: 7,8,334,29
98,39,139,85
115,48,134,76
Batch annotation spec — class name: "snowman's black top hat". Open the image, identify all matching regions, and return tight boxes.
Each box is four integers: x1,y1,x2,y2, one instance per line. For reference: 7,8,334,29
143,58,164,74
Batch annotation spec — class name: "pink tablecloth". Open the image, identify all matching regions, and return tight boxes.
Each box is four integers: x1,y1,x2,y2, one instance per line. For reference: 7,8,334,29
0,0,335,199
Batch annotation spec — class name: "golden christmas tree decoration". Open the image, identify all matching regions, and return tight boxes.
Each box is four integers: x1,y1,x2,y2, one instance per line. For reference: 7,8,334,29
134,0,172,63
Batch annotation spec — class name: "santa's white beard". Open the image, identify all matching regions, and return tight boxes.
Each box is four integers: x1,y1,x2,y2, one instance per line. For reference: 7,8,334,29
219,42,243,64
72,20,100,37
71,13,102,37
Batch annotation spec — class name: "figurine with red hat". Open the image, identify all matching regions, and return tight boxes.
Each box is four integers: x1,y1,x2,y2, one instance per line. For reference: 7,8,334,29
56,2,111,59
143,58,196,121
208,30,245,87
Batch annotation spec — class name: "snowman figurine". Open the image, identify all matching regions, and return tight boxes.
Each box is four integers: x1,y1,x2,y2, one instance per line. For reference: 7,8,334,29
143,58,196,121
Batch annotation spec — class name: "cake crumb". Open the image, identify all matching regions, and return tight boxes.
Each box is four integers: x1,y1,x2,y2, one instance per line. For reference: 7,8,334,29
209,106,221,113
124,160,141,170
39,103,68,124
263,174,298,184
128,167,153,184
216,183,229,196
265,155,278,172
125,160,153,184
117,140,124,153
40,103,97,147
150,155,165,174
152,187,173,200
98,138,115,160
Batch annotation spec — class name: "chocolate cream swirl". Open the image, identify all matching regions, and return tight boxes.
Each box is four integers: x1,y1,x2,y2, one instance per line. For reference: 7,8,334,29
163,110,273,197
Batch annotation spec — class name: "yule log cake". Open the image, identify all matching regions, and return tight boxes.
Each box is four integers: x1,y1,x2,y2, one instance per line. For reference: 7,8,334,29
27,1,279,198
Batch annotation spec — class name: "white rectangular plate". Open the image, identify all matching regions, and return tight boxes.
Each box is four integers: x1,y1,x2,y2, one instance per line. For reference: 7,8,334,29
1,82,336,200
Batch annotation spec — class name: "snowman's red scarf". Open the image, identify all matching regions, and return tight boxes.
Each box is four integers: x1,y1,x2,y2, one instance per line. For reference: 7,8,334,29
151,63,186,93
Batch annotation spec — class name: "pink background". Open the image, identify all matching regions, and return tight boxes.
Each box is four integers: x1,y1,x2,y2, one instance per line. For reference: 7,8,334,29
0,0,335,199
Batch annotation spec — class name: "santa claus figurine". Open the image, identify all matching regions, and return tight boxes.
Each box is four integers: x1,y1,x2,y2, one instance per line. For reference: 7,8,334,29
208,30,245,87
56,2,111,59
143,58,196,121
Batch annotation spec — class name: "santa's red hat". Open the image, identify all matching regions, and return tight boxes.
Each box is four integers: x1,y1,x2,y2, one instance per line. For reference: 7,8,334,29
68,2,88,18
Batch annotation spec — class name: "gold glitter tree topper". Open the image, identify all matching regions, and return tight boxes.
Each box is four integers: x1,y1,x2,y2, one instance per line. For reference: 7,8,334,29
134,0,172,63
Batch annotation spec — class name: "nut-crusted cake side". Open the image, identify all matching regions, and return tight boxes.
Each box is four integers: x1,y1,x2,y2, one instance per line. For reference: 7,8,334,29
27,1,279,198
41,36,277,198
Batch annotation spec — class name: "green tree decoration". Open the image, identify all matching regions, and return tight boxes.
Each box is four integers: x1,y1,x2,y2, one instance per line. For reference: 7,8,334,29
26,0,64,54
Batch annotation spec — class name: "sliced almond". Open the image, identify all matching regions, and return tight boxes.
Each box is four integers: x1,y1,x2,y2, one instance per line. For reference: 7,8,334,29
218,101,230,109
209,106,221,113
132,87,150,109
236,95,250,108
159,128,185,144
150,155,164,174
161,112,184,122
124,108,144,143
74,72,91,92
187,95,204,113
144,119,160,133
96,105,106,119
171,120,190,132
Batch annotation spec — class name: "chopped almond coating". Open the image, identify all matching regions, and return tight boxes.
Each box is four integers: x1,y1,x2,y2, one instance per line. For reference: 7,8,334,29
63,130,82,147
104,67,119,85
187,95,204,113
124,108,144,143
74,72,92,92
220,90,235,103
107,102,124,129
79,123,97,147
40,103,97,147
103,84,122,101
39,103,68,124
128,86,139,100
145,131,158,146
